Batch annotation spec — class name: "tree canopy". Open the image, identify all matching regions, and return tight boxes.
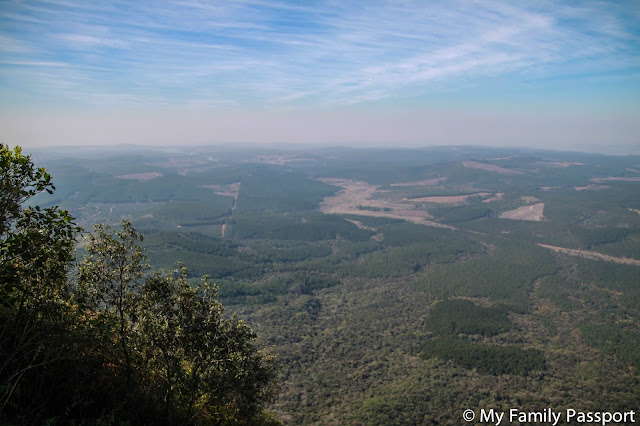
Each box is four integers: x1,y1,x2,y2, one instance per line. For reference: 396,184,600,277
0,144,278,425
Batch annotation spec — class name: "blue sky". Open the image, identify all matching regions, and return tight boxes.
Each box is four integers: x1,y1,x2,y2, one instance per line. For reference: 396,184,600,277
1,0,639,151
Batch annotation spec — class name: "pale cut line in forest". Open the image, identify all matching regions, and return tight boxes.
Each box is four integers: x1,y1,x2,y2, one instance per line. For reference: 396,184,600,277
203,182,241,237
537,244,640,266
462,161,524,175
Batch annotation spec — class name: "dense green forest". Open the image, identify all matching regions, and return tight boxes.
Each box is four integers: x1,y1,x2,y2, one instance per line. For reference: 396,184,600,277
15,144,640,424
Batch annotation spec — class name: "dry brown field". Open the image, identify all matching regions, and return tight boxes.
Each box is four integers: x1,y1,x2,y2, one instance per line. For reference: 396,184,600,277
408,192,491,204
116,171,163,181
318,178,457,230
520,196,540,203
389,178,447,186
499,203,545,221
591,176,640,182
538,161,585,167
482,192,504,202
574,184,610,191
256,155,315,165
462,160,524,175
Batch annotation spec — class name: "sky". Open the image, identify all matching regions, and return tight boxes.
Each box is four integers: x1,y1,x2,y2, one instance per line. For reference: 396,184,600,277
1,0,639,152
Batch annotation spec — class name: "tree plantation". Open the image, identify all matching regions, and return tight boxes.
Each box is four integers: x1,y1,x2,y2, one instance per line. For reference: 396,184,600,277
4,143,640,424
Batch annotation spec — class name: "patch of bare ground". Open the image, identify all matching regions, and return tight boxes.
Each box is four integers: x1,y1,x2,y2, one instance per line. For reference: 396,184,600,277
482,192,504,203
591,176,640,182
390,178,447,186
499,203,544,221
255,155,315,165
538,161,585,167
485,155,517,160
629,208,640,216
539,187,555,191
626,168,640,173
116,171,163,181
408,192,491,204
538,244,640,266
345,219,384,241
520,196,540,203
318,178,458,230
462,161,524,175
574,184,610,191
203,182,240,203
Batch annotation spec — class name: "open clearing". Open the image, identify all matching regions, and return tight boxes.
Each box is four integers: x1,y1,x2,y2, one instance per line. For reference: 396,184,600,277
116,171,163,181
482,193,504,203
521,196,540,203
591,176,640,183
256,155,315,165
500,203,545,221
390,178,447,186
203,182,241,203
538,244,640,266
319,179,382,212
408,192,491,204
574,184,610,191
538,161,585,167
318,178,457,230
462,161,524,175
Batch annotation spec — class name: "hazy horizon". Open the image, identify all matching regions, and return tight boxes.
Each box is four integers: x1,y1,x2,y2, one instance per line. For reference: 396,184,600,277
1,1,639,153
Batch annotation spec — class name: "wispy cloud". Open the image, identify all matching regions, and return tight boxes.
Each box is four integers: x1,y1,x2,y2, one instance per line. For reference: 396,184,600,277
0,59,68,67
0,0,638,109
57,33,130,49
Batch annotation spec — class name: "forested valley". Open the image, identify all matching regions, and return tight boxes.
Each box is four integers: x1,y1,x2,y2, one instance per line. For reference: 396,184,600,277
4,143,640,424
